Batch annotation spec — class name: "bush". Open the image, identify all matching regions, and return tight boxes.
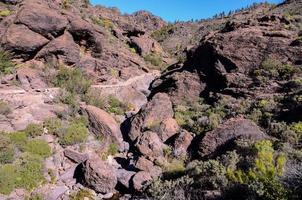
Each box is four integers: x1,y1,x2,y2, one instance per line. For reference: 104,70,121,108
227,140,288,200
52,66,91,95
9,131,28,149
254,58,297,82
0,10,11,17
0,100,11,116
0,153,45,195
43,118,62,136
107,95,130,115
0,49,15,75
70,189,94,200
291,122,302,139
24,123,44,137
187,160,228,190
23,139,52,158
144,53,165,70
59,122,88,146
0,135,14,164
83,89,105,109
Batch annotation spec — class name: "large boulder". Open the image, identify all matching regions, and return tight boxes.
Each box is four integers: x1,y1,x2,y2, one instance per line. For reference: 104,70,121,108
129,93,174,141
199,118,267,157
135,156,162,178
82,105,124,148
173,130,194,157
158,118,180,142
15,1,68,38
1,24,49,58
36,31,80,65
82,156,118,194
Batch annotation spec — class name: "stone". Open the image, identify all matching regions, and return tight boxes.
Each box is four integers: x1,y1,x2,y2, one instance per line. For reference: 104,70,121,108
63,149,88,163
173,130,194,157
158,118,180,142
15,2,68,38
1,24,49,58
135,131,166,160
82,156,118,194
117,169,136,189
199,118,267,157
135,157,162,178
132,171,152,191
129,93,174,141
36,31,80,65
82,105,124,148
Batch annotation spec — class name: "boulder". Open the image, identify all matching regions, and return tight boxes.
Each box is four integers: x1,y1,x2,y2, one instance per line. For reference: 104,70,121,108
135,131,166,160
158,118,180,142
1,24,49,58
82,156,118,194
16,65,48,90
63,149,88,163
135,157,162,178
132,171,152,191
82,105,123,148
36,31,80,65
173,130,194,157
15,2,68,38
199,118,267,157
117,169,136,189
68,18,103,55
129,93,174,141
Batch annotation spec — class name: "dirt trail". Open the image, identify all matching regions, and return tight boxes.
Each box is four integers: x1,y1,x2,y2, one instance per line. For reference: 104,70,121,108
0,71,160,96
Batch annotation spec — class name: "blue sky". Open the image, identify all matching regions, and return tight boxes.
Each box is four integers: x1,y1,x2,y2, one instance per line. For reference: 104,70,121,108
91,0,283,22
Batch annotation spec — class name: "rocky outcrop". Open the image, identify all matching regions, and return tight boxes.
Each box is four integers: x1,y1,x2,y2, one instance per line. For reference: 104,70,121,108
173,130,194,157
1,24,49,58
15,1,68,38
35,31,80,65
199,118,267,157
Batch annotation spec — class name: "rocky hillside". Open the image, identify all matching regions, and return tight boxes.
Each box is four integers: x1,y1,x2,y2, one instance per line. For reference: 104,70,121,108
0,0,301,199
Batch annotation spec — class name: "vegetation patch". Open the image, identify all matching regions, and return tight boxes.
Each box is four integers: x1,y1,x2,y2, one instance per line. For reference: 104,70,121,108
0,49,15,75
58,121,88,146
0,10,11,17
0,100,11,116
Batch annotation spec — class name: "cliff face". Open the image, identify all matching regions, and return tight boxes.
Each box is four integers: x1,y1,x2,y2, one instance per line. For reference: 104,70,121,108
0,0,301,199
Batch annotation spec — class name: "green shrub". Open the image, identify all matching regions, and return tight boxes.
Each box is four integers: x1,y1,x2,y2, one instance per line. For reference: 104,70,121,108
187,160,228,190
174,103,221,135
0,164,18,194
0,49,15,75
144,53,164,68
59,122,88,146
70,189,94,200
23,139,52,158
151,24,174,41
291,122,302,139
227,140,288,200
43,118,62,136
15,153,46,191
0,135,14,164
254,58,297,82
24,123,44,137
107,95,129,115
0,10,11,17
0,153,46,195
26,193,44,200
52,66,91,95
83,89,105,109
9,131,28,149
0,100,11,116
